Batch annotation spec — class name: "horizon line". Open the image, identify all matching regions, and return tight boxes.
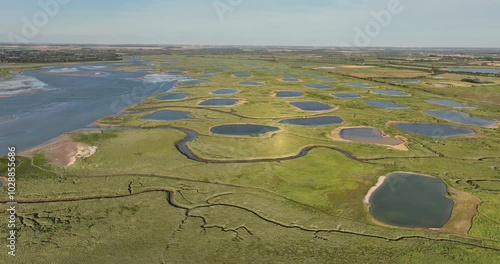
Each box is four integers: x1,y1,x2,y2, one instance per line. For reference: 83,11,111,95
1,43,500,50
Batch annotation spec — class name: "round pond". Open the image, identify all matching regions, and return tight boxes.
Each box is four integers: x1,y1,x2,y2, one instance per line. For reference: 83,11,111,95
368,172,454,228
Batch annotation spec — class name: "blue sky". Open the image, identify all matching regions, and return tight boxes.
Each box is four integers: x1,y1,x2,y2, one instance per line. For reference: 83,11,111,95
1,0,499,47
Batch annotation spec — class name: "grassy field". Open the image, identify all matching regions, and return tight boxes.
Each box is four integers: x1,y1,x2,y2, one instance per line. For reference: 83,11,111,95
318,66,430,79
1,53,499,263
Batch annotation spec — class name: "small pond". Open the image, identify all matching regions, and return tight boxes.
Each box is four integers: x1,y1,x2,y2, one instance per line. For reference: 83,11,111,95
198,98,240,106
290,101,334,111
426,110,497,128
239,81,263,86
157,93,189,101
332,93,362,99
347,83,372,88
304,84,331,89
210,124,280,136
198,72,218,79
305,72,318,76
426,100,473,109
275,91,303,98
235,73,251,78
178,80,205,85
340,127,403,146
399,79,421,83
279,116,343,126
143,110,192,121
212,89,238,95
395,123,476,138
372,90,411,97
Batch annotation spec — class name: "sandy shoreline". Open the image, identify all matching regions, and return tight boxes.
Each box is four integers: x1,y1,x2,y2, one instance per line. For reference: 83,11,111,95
363,176,386,204
20,133,98,167
486,121,499,129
